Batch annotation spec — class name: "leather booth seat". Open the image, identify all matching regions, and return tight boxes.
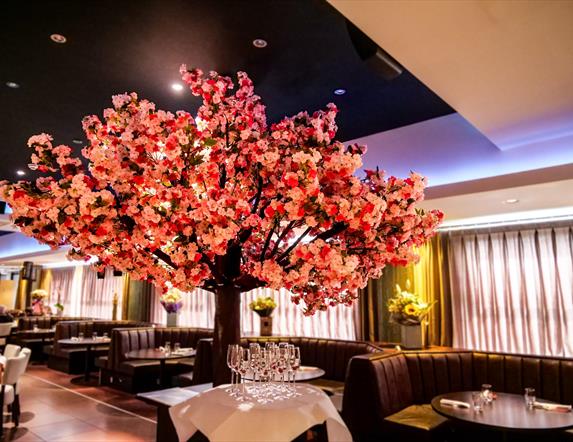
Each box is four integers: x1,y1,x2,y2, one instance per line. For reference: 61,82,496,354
178,336,385,395
10,316,91,360
47,320,150,374
342,350,573,441
99,327,213,393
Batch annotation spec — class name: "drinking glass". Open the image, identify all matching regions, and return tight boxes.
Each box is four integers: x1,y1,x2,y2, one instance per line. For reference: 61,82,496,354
226,345,240,392
472,392,484,411
78,332,84,341
481,384,493,404
164,342,171,356
524,388,536,409
92,332,97,340
33,325,39,332
174,343,181,353
289,346,301,392
103,332,109,339
238,348,250,397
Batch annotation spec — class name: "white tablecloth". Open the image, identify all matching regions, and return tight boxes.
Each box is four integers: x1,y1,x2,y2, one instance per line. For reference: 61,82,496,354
169,384,353,442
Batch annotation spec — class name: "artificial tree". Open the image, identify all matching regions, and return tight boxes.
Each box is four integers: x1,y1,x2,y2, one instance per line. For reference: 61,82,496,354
1,66,442,384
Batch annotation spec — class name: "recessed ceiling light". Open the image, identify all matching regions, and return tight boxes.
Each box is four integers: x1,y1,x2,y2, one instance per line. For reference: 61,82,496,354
72,138,83,145
28,163,38,171
252,38,268,48
5,81,20,89
334,88,346,96
16,170,25,176
504,198,519,204
171,83,184,92
50,34,67,44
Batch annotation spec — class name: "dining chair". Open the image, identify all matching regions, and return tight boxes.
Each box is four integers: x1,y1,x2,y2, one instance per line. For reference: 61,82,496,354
0,323,12,349
0,351,29,435
3,344,21,359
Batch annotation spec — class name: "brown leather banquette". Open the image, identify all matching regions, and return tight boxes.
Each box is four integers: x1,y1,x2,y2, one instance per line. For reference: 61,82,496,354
342,350,573,441
47,320,149,374
180,336,386,393
17,316,90,331
98,327,213,392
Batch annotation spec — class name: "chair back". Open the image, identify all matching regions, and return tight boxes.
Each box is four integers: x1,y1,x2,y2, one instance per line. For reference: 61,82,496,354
20,348,32,369
3,344,20,358
0,323,12,338
3,353,28,385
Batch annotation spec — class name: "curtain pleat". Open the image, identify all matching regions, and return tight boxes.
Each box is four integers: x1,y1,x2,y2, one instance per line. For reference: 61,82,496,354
449,225,573,357
150,286,356,340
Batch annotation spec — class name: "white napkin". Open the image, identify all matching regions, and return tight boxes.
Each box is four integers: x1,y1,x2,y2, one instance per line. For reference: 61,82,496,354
534,401,572,412
71,337,79,342
440,398,470,408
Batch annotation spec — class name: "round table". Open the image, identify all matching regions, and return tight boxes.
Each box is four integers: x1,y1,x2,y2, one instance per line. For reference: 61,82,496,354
169,384,352,442
243,365,325,382
125,348,195,388
58,337,111,381
432,391,573,437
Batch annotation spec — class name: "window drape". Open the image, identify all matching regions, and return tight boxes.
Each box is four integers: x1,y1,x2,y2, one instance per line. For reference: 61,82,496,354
151,287,356,340
48,266,124,319
448,225,573,357
356,234,452,346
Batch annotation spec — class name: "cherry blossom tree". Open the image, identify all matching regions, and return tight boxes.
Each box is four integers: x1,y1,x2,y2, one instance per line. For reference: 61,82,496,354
1,66,443,384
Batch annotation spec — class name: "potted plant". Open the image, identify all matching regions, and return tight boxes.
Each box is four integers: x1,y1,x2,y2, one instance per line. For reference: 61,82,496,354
30,289,48,315
54,302,64,317
160,289,183,327
388,281,433,349
249,296,277,336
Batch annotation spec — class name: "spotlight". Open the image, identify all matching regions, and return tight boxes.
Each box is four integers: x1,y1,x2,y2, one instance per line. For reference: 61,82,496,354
252,39,268,49
16,170,25,176
5,82,20,89
334,88,346,96
50,34,67,44
171,83,184,92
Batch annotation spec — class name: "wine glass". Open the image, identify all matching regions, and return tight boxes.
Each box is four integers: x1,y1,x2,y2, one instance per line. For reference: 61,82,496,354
238,348,250,398
481,384,493,404
226,345,239,393
289,346,301,394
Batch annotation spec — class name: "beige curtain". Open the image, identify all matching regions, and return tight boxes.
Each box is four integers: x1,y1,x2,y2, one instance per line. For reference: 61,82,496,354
356,234,452,346
448,225,573,357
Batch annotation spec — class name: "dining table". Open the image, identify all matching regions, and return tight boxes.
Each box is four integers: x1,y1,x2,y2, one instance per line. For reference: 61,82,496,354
169,383,352,442
431,391,573,440
125,348,195,388
58,337,111,381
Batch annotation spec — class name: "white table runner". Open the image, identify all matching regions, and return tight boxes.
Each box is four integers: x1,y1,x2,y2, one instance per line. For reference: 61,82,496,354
169,384,352,442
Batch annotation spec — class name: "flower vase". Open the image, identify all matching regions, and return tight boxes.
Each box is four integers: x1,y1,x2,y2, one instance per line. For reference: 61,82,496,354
400,324,423,349
260,316,273,336
166,312,179,328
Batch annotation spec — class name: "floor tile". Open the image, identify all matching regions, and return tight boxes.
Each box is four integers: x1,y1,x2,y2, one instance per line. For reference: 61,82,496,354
29,420,98,441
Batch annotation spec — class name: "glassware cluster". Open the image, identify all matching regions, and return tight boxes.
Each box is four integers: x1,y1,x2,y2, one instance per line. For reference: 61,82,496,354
226,343,302,402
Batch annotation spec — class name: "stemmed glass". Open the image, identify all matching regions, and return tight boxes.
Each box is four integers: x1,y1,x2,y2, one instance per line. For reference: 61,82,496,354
289,346,301,395
226,345,240,393
237,348,250,398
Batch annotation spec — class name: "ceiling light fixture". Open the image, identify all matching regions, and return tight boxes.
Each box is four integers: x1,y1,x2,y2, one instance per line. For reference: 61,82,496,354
252,39,268,49
171,83,184,92
504,198,519,204
334,88,346,96
5,82,20,89
16,170,25,176
50,33,67,44
28,163,38,171
72,139,83,145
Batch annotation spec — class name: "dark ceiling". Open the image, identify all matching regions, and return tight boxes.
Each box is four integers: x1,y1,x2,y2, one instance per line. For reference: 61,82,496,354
0,0,453,181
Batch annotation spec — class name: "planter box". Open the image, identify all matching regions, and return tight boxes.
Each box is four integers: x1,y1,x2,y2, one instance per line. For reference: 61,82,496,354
400,324,423,349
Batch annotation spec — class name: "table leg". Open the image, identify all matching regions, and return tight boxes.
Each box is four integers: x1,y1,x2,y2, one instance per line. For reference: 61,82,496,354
160,360,167,388
85,345,92,382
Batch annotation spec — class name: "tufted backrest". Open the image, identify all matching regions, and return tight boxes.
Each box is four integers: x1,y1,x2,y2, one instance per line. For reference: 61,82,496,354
107,327,213,371
52,320,150,354
18,316,90,331
404,350,573,405
342,349,573,441
241,336,383,381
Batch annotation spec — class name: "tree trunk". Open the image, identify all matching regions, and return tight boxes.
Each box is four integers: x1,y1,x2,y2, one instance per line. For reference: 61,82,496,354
212,285,241,386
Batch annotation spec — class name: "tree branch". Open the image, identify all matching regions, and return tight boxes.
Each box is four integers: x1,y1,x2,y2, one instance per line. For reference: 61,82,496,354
270,220,297,257
151,249,178,270
260,219,279,262
277,226,312,265
251,174,263,214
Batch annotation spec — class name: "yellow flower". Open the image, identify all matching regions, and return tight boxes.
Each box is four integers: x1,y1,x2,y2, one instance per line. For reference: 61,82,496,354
404,304,417,316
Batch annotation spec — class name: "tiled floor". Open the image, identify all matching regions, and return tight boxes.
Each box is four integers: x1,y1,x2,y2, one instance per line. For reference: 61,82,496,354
3,367,157,441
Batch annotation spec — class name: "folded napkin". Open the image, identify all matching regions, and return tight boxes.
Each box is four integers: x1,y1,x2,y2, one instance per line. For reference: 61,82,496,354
173,348,193,354
71,337,80,342
534,401,572,412
440,398,470,409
